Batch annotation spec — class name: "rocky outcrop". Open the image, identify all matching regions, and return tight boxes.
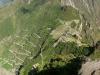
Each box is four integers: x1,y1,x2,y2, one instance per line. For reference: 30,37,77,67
79,60,100,75
61,0,100,23
61,0,100,46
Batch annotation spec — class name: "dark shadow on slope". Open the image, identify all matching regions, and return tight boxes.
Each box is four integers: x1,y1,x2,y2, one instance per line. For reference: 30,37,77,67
84,46,95,56
85,41,100,56
20,7,30,14
15,65,24,75
28,57,83,75
28,67,38,75
95,41,100,49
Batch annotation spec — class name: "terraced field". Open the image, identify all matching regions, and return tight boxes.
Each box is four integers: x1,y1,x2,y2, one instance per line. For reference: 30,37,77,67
0,0,80,73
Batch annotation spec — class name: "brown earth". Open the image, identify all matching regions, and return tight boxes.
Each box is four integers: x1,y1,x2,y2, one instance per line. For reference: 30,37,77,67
0,67,15,75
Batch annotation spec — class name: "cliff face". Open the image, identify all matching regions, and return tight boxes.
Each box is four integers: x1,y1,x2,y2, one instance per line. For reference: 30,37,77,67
61,0,100,25
79,61,100,75
61,1,100,75
61,0,100,46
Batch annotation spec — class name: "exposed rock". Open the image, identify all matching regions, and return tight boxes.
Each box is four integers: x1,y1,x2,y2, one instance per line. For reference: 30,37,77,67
79,60,100,75
51,19,87,46
61,0,100,46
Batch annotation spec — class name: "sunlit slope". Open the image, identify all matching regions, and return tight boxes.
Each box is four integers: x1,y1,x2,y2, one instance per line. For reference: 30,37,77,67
0,0,80,73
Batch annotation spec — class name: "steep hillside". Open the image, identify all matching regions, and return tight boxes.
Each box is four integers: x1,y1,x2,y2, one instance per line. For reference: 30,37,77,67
0,0,99,75
0,0,80,74
61,0,100,46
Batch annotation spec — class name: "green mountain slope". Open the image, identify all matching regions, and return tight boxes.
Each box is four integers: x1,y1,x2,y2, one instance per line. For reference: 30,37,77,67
0,0,99,75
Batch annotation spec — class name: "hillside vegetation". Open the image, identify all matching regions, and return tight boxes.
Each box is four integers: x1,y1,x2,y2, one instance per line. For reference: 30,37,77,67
0,0,99,75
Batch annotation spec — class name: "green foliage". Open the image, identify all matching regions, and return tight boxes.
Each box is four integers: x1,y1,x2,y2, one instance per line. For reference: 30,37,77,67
0,18,14,39
0,0,83,75
35,57,83,75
